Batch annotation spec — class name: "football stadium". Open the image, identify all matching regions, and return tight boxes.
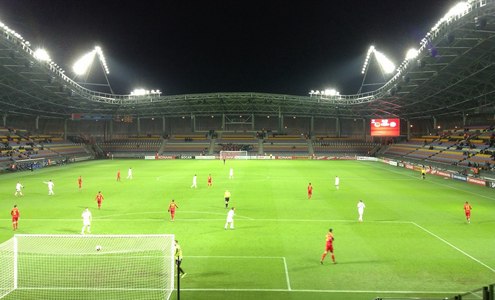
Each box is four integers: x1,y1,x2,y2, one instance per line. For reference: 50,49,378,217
1,1,495,300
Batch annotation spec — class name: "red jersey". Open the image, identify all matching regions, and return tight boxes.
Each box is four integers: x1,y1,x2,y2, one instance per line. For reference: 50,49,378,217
168,202,178,212
464,203,472,217
117,171,121,178
11,208,19,219
78,177,82,186
325,232,334,245
96,193,104,203
208,176,212,184
308,185,313,194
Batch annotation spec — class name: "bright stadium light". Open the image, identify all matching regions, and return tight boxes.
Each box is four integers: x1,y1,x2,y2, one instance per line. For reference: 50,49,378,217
445,2,471,19
373,50,395,74
323,89,340,96
309,88,339,97
130,89,161,96
361,45,375,74
94,46,110,74
73,50,96,75
73,46,110,76
361,45,395,75
33,48,50,62
405,48,419,60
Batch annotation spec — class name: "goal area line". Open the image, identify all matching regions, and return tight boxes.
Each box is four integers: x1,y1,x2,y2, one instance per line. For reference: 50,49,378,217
180,288,463,294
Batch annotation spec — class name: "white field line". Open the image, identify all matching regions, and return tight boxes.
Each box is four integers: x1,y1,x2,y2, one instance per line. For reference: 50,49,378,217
0,218,411,224
411,222,495,273
98,211,254,220
282,257,292,291
180,288,462,294
372,162,495,201
13,287,463,294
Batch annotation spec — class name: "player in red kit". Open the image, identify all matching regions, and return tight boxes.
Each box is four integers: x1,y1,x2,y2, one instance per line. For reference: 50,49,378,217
11,205,20,231
168,199,179,221
307,183,313,199
78,176,83,190
464,201,472,223
320,228,336,264
116,170,121,182
207,174,212,187
95,191,104,210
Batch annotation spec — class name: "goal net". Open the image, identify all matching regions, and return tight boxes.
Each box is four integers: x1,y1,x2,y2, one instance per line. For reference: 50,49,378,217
219,150,248,160
0,234,175,300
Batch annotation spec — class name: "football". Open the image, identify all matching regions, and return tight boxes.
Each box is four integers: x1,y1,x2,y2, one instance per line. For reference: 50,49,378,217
95,245,102,251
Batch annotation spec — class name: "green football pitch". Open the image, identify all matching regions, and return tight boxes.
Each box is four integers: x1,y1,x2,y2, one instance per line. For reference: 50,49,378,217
0,159,494,300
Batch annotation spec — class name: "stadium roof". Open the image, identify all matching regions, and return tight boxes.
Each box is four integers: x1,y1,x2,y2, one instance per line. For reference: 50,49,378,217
0,0,494,120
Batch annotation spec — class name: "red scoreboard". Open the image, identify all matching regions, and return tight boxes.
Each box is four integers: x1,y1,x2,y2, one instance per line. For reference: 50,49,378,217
370,119,400,136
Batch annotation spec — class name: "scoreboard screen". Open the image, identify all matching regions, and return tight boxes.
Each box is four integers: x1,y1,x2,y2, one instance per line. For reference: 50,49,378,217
370,118,400,136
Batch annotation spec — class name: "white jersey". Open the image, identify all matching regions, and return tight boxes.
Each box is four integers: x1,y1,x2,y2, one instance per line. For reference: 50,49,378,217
229,168,234,177
192,176,197,184
357,201,366,213
16,183,23,191
82,210,92,225
46,181,54,190
335,177,340,186
226,210,235,222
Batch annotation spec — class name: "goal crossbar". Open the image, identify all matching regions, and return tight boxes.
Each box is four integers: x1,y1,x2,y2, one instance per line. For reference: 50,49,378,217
219,150,248,159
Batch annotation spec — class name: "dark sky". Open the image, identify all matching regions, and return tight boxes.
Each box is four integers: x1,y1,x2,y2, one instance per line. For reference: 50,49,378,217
0,0,457,96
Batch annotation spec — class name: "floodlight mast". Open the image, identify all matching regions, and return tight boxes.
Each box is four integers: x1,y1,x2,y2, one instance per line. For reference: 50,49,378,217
358,46,395,94
72,46,114,94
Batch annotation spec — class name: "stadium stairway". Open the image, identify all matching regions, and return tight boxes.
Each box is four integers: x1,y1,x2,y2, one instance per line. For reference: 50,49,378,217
307,139,314,156
209,138,215,155
158,139,168,155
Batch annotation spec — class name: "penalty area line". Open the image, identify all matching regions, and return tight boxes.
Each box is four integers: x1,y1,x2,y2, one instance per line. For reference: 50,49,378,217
282,257,292,291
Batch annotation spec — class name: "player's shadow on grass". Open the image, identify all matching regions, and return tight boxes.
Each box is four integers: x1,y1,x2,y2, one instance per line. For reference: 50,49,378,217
196,271,226,277
55,228,80,234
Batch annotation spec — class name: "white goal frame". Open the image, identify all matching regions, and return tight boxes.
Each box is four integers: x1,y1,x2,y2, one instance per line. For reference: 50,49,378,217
219,150,248,160
0,234,175,300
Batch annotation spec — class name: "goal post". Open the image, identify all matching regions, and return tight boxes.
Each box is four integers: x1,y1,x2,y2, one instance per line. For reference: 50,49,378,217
0,234,175,300
219,150,248,160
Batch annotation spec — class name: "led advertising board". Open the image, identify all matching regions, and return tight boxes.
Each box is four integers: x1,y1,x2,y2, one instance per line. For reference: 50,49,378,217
370,118,400,136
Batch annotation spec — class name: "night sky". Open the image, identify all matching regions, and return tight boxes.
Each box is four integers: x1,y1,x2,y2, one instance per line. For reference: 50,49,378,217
0,0,457,96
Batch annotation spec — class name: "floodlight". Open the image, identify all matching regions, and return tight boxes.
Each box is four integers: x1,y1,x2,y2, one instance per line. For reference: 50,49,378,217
131,88,147,96
72,46,110,76
33,48,50,62
324,89,340,96
405,48,419,60
130,89,161,96
361,45,395,75
445,2,470,19
373,50,395,74
73,50,96,75
94,46,110,74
